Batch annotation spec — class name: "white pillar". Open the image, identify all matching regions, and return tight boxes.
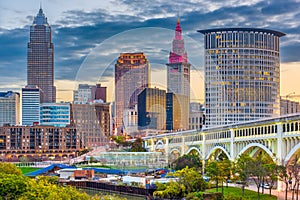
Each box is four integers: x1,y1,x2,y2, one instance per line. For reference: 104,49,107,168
230,129,235,161
276,123,283,164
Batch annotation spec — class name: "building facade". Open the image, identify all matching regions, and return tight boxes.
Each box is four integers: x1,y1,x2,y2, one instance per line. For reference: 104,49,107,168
189,102,205,130
280,97,300,115
27,7,56,103
115,53,150,133
166,93,188,131
40,102,71,127
71,101,110,147
22,85,41,126
0,91,20,126
198,28,285,127
73,83,107,104
0,125,82,161
122,107,138,137
166,19,190,130
138,88,166,131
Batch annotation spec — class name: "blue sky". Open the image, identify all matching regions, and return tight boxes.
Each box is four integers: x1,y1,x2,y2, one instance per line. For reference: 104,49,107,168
1,0,300,101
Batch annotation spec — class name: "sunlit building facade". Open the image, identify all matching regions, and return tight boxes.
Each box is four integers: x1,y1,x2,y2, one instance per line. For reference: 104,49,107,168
198,28,285,127
71,101,110,147
27,7,56,103
0,91,20,126
138,87,166,131
115,53,150,133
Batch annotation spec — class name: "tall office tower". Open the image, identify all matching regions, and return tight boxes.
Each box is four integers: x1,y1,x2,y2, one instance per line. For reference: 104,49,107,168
0,91,20,126
22,85,42,125
27,7,56,103
138,87,166,131
115,53,150,133
198,28,285,127
40,102,70,127
71,101,110,147
166,19,190,130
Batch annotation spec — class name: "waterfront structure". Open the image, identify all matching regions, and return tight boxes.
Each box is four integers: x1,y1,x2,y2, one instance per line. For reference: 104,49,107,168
115,53,150,133
0,125,82,161
40,102,71,127
280,97,300,115
0,91,20,126
189,102,205,130
73,83,107,104
144,113,300,168
71,101,110,147
166,19,190,130
138,88,166,131
22,85,41,126
198,28,285,127
166,93,188,131
27,7,56,103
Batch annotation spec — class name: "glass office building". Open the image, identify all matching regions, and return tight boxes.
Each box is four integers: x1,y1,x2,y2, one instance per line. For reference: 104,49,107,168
40,103,70,127
198,28,285,127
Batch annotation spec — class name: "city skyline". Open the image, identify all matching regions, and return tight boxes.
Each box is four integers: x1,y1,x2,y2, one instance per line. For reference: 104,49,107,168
1,0,300,103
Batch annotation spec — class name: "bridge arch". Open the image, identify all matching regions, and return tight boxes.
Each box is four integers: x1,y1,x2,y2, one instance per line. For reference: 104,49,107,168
186,147,202,157
237,143,275,162
206,146,232,161
284,143,300,164
154,140,165,150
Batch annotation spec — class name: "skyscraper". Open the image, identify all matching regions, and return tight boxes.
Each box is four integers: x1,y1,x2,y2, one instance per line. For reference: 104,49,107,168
115,53,150,133
198,28,285,127
0,91,20,126
138,87,166,131
27,7,56,103
22,85,42,125
166,19,190,130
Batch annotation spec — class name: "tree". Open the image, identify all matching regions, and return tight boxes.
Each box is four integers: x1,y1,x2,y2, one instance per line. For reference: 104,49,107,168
206,160,230,194
153,167,206,198
131,137,146,152
234,154,253,197
0,162,22,176
264,163,280,196
278,164,291,200
172,154,202,171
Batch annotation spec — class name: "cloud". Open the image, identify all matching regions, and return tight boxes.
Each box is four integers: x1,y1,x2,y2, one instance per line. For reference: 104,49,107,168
0,0,300,93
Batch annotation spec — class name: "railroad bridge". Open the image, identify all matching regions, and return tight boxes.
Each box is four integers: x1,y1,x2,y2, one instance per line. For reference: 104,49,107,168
143,114,300,165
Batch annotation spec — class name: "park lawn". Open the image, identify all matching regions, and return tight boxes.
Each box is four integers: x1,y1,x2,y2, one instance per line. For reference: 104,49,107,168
206,186,277,200
19,167,42,175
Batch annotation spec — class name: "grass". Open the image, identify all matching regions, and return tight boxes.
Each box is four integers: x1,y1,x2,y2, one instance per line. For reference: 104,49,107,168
206,186,277,200
19,167,42,175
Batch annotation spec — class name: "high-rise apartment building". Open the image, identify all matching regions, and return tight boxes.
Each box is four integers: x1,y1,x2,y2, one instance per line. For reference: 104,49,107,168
166,19,190,130
115,53,150,133
138,88,166,131
0,91,20,126
198,28,285,127
27,7,56,103
22,85,42,126
40,102,71,127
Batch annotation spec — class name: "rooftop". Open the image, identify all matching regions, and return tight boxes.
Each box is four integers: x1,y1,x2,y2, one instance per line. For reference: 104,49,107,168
198,28,286,37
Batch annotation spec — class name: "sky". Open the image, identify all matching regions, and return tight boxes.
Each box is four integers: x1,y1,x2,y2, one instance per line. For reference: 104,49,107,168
1,0,300,102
